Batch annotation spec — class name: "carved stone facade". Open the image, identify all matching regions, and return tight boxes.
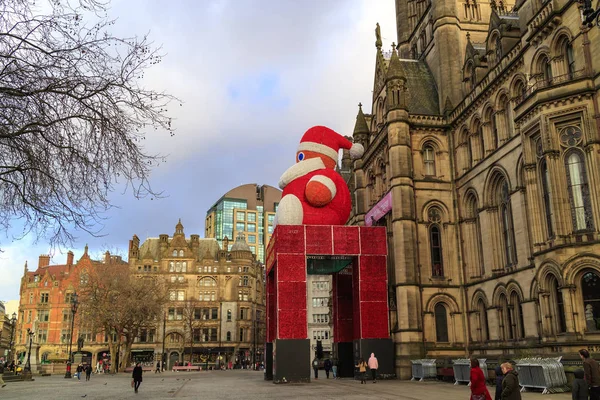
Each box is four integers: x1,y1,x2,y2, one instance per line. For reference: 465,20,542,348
352,0,600,379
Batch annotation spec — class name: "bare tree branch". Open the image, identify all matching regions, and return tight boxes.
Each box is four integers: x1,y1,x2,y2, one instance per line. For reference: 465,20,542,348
0,0,178,247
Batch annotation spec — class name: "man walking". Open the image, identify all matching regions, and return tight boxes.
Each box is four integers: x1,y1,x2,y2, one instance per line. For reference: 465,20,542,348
580,349,600,400
85,364,92,381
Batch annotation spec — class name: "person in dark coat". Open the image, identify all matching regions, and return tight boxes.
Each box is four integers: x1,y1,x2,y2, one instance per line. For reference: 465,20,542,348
324,359,332,379
579,349,600,400
76,364,83,380
572,369,589,400
470,358,492,400
312,358,319,380
500,362,521,400
495,365,504,400
85,364,92,381
132,362,143,393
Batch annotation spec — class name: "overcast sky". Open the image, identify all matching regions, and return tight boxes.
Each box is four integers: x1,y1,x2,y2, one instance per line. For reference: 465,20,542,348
0,0,397,306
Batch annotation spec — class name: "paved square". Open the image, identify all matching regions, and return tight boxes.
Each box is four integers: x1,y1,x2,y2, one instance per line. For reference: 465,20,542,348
1,371,573,399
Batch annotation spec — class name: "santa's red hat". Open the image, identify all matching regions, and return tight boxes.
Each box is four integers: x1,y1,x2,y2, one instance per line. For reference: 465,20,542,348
297,126,364,161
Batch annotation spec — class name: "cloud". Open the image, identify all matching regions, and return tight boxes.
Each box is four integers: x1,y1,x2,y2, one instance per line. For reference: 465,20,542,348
1,0,397,302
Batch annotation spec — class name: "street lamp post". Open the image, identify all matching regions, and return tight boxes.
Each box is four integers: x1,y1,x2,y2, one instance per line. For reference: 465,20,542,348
64,292,79,379
8,312,17,363
24,328,34,373
161,311,166,371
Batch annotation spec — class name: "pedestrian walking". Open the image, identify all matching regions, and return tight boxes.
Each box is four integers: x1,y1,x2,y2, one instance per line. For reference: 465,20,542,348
155,362,161,373
494,365,504,400
579,349,600,400
470,358,492,400
0,362,6,388
572,369,589,400
85,364,92,381
332,357,338,379
76,364,83,380
132,362,143,394
368,353,378,383
312,358,319,380
500,362,521,400
356,358,367,384
324,359,332,379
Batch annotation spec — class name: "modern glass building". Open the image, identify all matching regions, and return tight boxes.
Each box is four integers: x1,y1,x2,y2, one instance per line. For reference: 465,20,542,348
205,184,281,263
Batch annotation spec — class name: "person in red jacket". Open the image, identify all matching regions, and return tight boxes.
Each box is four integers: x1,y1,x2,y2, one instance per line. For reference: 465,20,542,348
470,358,492,400
274,126,364,227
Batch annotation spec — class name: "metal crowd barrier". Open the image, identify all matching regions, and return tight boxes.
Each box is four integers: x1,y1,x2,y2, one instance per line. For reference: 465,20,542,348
411,359,437,381
452,358,487,385
515,357,569,394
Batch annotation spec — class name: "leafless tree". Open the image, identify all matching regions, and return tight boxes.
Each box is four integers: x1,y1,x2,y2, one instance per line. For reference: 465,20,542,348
77,258,169,372
0,0,177,247
181,298,202,364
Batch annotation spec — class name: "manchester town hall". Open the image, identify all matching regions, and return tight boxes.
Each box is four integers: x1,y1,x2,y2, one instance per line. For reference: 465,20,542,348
348,0,600,378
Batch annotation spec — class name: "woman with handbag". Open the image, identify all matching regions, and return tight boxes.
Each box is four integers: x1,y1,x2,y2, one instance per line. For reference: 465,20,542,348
470,358,492,400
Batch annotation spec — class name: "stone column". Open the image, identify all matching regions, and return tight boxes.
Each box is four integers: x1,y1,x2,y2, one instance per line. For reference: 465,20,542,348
523,164,545,247
546,152,570,238
487,307,500,341
560,285,576,334
495,110,507,143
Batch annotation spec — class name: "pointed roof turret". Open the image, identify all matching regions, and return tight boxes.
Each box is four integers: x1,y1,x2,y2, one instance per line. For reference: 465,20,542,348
385,43,405,82
24,261,28,275
231,231,251,253
175,219,184,235
353,103,369,135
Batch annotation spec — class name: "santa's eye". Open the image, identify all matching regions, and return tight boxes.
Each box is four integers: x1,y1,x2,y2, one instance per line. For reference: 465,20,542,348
297,152,305,161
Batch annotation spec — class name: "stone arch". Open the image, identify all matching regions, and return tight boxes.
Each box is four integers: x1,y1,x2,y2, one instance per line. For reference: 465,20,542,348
506,280,525,301
510,73,528,99
562,253,600,285
224,276,241,301
470,289,489,310
494,88,510,109
422,200,450,223
491,283,508,306
550,27,574,57
425,292,461,313
535,260,564,291
483,166,512,207
462,188,480,218
417,135,444,151
530,46,552,76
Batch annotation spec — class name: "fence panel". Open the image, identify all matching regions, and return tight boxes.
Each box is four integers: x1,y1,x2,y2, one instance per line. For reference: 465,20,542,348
515,357,569,394
411,359,437,381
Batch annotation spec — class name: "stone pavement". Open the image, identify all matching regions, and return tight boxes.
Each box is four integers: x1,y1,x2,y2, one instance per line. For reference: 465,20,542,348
1,370,573,400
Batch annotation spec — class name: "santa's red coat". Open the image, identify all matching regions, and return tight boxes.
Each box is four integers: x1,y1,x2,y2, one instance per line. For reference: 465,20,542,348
277,158,351,226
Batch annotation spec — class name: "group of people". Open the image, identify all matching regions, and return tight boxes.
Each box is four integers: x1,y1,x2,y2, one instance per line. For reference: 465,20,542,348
74,363,93,381
355,353,379,384
312,356,340,379
469,349,600,400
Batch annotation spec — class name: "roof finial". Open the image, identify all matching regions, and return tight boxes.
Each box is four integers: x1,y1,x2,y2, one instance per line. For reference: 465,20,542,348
466,32,471,42
24,260,28,274
375,22,382,48
358,102,362,109
84,244,88,256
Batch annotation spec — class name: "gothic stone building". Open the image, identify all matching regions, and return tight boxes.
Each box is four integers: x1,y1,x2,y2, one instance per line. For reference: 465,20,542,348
350,0,600,379
128,220,265,368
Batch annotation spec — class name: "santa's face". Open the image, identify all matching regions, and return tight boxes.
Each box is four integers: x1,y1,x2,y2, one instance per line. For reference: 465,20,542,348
296,150,336,169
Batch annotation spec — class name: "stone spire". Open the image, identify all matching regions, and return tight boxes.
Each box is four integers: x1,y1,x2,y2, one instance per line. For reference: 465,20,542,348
353,103,369,135
385,43,405,82
23,260,28,275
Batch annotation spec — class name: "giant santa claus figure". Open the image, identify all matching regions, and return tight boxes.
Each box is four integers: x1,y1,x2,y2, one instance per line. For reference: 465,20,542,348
274,126,364,226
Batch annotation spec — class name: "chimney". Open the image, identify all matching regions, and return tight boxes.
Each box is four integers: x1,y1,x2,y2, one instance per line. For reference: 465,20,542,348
38,255,50,268
67,251,74,266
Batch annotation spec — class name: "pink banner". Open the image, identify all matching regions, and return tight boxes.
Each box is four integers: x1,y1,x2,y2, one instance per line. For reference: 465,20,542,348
365,191,392,226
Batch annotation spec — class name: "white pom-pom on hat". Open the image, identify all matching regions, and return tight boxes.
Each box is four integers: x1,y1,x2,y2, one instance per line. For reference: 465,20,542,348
349,143,364,159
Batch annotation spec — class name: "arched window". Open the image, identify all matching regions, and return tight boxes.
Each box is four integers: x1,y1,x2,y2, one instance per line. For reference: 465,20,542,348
582,270,600,331
564,41,575,78
498,294,510,340
423,145,436,176
227,309,232,321
539,158,554,238
500,95,512,139
226,331,231,341
182,262,187,273
428,207,444,277
484,107,497,152
476,299,489,342
548,276,566,333
465,192,484,277
477,123,485,162
499,181,517,267
179,250,184,257
565,149,594,232
434,303,449,342
175,262,182,273
540,55,552,84
510,292,525,339
199,277,216,287
172,250,177,257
